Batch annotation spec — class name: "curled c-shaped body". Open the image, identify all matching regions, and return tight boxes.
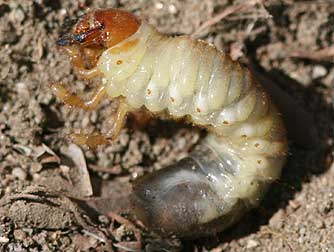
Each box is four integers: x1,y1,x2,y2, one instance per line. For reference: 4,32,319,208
96,22,288,237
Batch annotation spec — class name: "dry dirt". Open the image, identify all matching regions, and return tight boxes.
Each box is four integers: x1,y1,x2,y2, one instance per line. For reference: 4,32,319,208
0,0,333,252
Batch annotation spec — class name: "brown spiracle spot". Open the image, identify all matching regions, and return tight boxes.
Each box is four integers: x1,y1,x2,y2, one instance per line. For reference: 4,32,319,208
196,107,201,113
223,120,229,125
116,60,123,65
170,97,175,103
147,89,152,95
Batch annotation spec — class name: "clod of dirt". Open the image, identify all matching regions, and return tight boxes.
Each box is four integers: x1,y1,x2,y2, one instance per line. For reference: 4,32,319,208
10,200,75,230
73,233,98,251
1,186,112,250
3,187,79,229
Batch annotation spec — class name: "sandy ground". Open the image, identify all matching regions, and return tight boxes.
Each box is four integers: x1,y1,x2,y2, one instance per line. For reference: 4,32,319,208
0,0,333,252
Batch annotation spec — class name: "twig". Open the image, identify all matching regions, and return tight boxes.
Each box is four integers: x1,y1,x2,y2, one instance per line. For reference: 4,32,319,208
107,211,142,245
82,229,107,243
290,46,334,62
283,0,332,5
113,242,142,252
191,0,267,39
88,164,122,175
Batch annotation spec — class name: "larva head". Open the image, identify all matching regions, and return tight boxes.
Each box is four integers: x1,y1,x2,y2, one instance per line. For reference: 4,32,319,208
57,9,140,48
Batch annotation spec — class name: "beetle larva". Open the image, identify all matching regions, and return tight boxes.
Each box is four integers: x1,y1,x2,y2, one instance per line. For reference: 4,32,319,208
52,8,288,237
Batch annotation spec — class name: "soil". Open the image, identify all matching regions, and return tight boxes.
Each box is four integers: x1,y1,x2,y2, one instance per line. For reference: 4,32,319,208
0,0,333,252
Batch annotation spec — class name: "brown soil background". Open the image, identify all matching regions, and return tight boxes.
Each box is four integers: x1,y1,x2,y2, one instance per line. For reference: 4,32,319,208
0,0,333,252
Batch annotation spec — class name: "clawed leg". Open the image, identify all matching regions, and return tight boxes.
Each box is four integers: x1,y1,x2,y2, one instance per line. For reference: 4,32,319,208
105,99,130,140
50,84,106,111
70,99,130,149
51,80,130,149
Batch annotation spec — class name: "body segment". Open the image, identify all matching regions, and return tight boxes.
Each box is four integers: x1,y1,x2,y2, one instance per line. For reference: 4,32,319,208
52,9,288,237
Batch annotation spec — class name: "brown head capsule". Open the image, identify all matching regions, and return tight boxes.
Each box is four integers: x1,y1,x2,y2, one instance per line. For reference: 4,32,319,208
57,9,140,48
56,9,140,70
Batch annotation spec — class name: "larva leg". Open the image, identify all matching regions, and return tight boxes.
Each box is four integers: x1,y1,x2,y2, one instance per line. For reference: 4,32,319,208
70,99,130,149
104,99,130,140
50,84,106,111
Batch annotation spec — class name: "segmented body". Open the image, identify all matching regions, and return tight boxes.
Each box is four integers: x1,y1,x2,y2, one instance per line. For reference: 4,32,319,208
95,22,287,237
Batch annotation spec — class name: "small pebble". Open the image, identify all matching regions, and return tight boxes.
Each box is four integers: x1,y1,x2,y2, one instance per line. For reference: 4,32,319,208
22,228,33,236
59,9,67,16
16,82,30,97
101,173,110,180
315,219,325,229
0,236,9,243
11,8,26,23
155,2,164,10
168,4,177,14
246,239,259,249
312,65,327,79
98,215,110,224
113,225,127,242
13,229,27,241
90,111,97,123
82,115,90,127
30,162,42,174
299,226,306,235
11,167,27,180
